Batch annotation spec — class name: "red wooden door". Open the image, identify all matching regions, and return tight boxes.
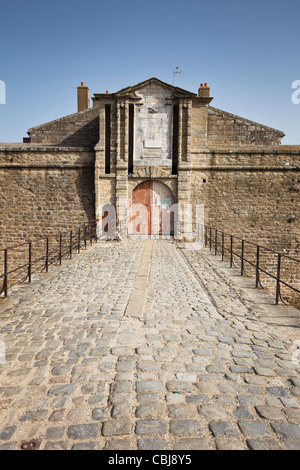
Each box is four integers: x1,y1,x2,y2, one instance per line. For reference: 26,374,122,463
129,181,174,235
130,180,152,235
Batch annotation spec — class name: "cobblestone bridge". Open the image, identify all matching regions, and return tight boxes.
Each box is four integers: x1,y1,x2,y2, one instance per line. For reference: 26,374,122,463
0,240,299,450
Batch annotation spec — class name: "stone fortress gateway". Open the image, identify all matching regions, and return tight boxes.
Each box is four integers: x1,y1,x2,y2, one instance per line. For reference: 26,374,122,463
1,79,300,452
0,77,299,302
26,77,291,235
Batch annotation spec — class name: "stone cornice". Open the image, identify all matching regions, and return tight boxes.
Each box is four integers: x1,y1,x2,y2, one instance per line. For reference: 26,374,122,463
0,145,94,152
192,146,300,155
191,166,299,171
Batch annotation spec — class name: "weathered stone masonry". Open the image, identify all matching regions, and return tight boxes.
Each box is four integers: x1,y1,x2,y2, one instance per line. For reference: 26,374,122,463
0,77,299,304
0,146,95,245
190,149,300,304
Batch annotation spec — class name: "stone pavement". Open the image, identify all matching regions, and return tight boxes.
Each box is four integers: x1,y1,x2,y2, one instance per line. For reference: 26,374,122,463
0,239,299,450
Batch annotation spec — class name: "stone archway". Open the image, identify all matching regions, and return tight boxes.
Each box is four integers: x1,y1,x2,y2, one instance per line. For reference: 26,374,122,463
129,180,175,236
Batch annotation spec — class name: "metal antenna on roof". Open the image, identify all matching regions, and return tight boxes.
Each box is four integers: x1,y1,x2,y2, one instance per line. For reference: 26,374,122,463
173,67,183,86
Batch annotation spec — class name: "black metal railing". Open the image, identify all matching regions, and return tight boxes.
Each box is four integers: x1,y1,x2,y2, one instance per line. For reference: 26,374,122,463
0,219,98,298
204,225,300,306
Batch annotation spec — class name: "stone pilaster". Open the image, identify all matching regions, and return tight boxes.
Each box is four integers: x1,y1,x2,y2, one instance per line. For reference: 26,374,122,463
115,163,128,236
186,100,192,164
94,107,105,233
115,98,129,235
116,100,121,163
119,99,129,163
124,100,129,163
177,163,192,239
178,101,183,163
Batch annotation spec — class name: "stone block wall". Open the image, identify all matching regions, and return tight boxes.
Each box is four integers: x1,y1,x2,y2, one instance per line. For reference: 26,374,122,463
191,101,209,148
190,148,300,305
207,107,284,146
0,145,95,292
0,146,95,245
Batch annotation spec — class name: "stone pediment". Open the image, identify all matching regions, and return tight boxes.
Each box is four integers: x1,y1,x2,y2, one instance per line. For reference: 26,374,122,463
115,77,196,99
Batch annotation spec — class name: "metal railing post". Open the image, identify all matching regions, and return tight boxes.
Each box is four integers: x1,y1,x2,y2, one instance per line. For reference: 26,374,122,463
222,232,224,261
275,253,281,305
70,230,73,259
210,228,212,251
255,245,260,288
45,237,49,273
84,224,87,249
230,236,233,268
241,239,244,276
28,242,32,282
59,234,62,265
78,228,81,253
215,230,218,255
4,249,8,297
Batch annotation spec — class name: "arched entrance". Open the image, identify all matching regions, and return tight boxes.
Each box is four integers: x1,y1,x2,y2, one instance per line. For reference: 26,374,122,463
129,181,175,236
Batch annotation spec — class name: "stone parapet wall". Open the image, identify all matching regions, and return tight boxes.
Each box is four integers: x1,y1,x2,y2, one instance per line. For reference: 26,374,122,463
0,146,96,295
189,148,300,305
190,149,299,254
191,146,300,168
0,144,95,166
0,146,95,250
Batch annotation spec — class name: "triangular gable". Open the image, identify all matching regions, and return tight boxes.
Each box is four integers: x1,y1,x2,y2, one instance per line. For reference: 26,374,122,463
115,77,196,98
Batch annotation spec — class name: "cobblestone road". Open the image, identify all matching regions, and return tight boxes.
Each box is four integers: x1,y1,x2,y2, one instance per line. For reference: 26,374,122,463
0,240,299,450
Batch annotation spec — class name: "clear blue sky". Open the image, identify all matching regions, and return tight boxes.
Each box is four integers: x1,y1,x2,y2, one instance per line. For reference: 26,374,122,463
0,0,300,143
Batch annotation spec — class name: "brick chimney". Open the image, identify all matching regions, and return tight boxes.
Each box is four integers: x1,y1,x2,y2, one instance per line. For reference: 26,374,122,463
77,82,89,112
198,83,210,98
